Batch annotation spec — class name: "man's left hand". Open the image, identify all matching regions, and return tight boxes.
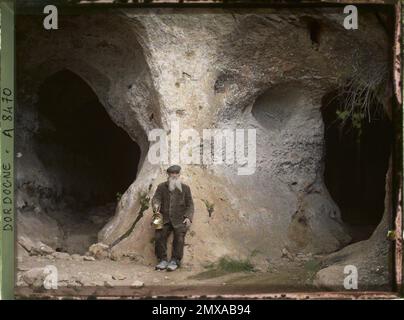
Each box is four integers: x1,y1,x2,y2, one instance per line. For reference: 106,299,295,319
183,218,192,228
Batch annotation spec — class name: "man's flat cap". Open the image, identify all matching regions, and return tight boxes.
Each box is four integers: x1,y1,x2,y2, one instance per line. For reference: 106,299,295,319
167,165,181,174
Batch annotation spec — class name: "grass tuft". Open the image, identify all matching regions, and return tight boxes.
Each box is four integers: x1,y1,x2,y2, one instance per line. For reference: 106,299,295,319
190,257,255,280
216,257,255,273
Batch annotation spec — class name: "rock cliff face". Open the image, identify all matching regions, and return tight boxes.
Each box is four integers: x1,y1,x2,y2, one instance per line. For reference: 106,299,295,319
16,7,392,279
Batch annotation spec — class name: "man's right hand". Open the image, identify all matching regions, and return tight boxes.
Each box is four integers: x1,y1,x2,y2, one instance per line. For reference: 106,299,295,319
183,218,192,228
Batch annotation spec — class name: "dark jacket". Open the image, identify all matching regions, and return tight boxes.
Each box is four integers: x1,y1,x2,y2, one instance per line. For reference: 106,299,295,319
152,181,194,228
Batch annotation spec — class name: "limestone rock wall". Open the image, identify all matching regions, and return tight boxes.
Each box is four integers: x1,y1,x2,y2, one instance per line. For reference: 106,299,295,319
16,8,391,267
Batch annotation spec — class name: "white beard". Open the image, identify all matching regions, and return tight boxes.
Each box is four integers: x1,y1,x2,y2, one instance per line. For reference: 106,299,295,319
168,177,182,192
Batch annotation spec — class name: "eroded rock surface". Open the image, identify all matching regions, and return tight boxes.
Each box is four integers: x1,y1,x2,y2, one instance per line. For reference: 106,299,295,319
16,8,391,286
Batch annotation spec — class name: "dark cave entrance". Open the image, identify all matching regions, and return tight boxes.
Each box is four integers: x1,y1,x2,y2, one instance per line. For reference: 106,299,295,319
34,69,141,252
321,91,392,243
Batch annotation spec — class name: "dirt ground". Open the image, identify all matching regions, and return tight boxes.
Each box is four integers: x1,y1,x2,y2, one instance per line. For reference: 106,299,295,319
15,255,324,298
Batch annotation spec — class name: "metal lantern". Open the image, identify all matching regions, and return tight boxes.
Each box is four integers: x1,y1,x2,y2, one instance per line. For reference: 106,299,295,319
151,212,164,230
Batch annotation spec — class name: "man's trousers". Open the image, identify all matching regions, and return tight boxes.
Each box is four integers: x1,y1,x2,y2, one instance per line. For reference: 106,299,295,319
155,222,187,263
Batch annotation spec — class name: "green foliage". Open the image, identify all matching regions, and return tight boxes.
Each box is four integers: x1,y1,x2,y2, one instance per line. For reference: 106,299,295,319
335,109,349,121
110,189,150,248
139,191,150,213
331,49,388,143
202,199,215,217
304,259,322,281
386,230,396,241
189,256,255,280
336,108,365,143
216,257,255,273
116,192,123,202
351,112,365,131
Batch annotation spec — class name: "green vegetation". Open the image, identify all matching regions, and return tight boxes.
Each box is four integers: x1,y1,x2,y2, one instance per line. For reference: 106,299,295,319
386,230,396,241
304,259,322,281
116,192,123,202
332,52,388,143
139,191,150,213
110,189,150,247
216,257,255,273
202,199,215,217
190,256,255,280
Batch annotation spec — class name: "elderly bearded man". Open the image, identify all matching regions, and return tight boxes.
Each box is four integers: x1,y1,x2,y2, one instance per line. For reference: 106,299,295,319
152,165,194,271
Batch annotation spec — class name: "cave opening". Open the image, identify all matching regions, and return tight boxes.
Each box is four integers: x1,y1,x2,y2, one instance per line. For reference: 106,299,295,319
33,69,141,253
321,90,392,243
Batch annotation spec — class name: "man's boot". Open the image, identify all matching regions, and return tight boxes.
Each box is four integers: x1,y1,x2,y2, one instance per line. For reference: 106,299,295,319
166,260,178,271
156,260,169,270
